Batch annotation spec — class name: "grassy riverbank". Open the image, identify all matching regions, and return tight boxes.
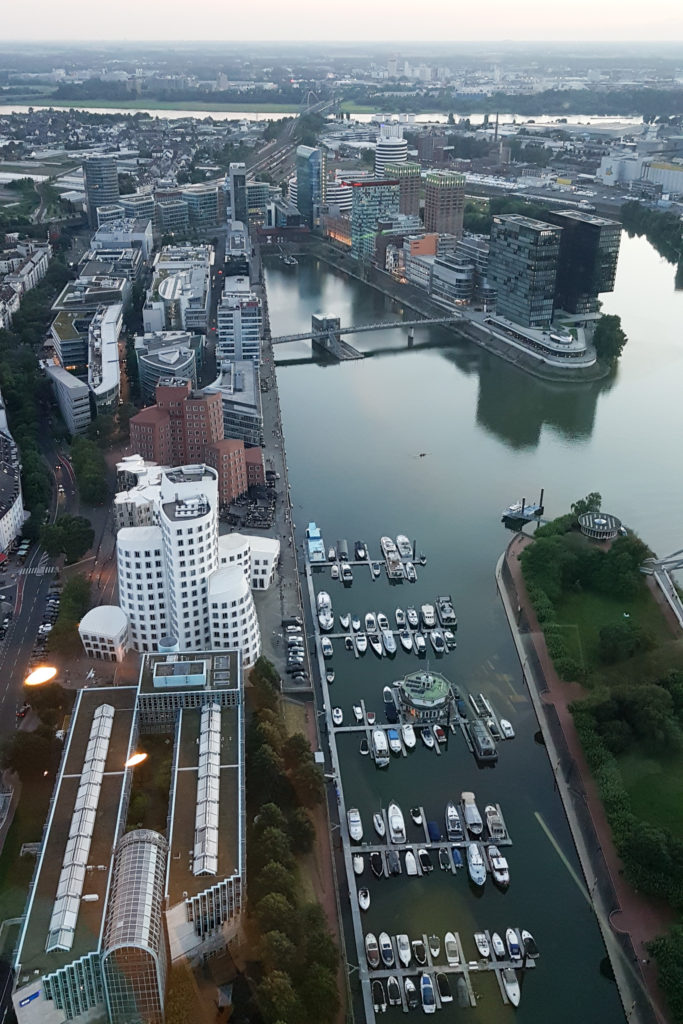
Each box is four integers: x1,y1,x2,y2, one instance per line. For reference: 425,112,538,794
9,98,300,114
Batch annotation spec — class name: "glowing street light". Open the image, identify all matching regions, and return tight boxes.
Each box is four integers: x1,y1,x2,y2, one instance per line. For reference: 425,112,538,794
25,666,58,687
124,752,148,768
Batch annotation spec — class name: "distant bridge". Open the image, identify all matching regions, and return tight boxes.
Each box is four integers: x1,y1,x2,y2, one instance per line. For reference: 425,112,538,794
270,315,460,346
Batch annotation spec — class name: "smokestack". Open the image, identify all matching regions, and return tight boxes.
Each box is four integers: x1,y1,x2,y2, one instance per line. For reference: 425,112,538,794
494,112,499,142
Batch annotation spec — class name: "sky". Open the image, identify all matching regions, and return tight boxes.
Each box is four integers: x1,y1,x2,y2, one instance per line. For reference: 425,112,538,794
4,0,683,43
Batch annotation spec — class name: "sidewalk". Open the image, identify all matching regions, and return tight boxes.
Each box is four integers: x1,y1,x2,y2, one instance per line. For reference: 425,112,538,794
498,533,672,1024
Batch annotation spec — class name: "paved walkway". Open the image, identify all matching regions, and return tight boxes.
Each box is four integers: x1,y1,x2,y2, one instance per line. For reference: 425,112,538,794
500,533,673,1024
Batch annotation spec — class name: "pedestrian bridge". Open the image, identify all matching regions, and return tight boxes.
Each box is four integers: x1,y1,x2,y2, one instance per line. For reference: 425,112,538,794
270,314,460,347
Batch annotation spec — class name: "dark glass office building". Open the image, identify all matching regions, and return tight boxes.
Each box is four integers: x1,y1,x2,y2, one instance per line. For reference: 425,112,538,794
546,209,621,314
296,145,324,227
488,214,562,328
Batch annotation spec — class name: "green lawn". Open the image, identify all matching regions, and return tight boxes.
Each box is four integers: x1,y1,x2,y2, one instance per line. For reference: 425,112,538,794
619,750,683,839
339,101,378,114
0,776,52,922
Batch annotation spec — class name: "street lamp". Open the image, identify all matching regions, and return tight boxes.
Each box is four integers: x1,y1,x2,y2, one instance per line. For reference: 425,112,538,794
25,666,58,687
124,752,148,768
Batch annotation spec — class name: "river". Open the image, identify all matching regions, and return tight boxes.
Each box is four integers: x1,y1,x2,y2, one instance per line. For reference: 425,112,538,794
265,232,680,1024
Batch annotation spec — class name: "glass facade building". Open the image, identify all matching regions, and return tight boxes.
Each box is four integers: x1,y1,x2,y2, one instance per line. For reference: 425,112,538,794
83,155,120,229
545,209,621,314
295,146,324,227
346,180,400,261
488,214,562,328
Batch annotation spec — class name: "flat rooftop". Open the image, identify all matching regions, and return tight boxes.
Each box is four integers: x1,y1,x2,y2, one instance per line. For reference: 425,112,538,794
15,686,138,983
139,651,239,696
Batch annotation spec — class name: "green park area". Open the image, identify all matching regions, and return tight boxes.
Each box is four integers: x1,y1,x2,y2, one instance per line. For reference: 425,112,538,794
26,98,301,114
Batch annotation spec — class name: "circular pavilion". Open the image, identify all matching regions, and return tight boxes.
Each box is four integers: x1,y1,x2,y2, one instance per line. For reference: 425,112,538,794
578,511,622,542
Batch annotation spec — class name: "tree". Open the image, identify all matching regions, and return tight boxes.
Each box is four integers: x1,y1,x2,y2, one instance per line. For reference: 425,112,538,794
250,860,298,904
259,930,297,974
593,314,628,364
570,492,602,517
288,807,316,854
648,926,683,1023
282,732,312,770
1,727,61,780
298,963,340,1024
41,514,94,563
257,971,304,1024
165,964,202,1024
254,827,293,868
598,622,655,664
254,893,298,937
255,802,288,835
290,759,325,808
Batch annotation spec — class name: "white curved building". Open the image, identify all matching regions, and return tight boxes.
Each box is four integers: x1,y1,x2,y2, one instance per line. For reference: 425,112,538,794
117,524,168,653
287,176,298,208
375,124,407,178
208,566,261,667
218,532,280,590
78,606,130,662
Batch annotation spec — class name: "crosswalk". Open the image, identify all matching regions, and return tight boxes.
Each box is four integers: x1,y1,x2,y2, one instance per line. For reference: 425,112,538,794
18,566,55,576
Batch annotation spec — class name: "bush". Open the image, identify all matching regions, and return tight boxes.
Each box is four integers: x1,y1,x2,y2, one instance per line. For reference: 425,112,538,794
648,926,683,1023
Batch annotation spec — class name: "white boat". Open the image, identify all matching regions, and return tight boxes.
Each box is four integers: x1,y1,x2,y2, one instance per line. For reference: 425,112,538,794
382,629,397,654
367,710,376,725
420,726,435,749
487,845,510,888
521,929,539,959
405,561,417,582
358,887,370,911
506,928,522,960
500,718,515,739
328,546,336,562
444,629,457,646
366,932,380,968
369,633,383,657
396,934,411,968
399,629,413,652
326,670,335,684
401,723,416,749
420,974,436,1015
372,980,386,1014
365,612,377,633
485,804,507,842
351,615,361,631
344,636,354,651
410,807,423,825
474,932,490,959
387,976,401,1007
331,564,339,579
341,564,353,583
353,704,363,723
396,535,413,558
461,792,483,836
404,850,418,875
388,801,406,843
466,843,486,887
406,606,419,628
355,540,368,561
387,728,402,754
372,729,390,768
491,932,506,959
445,932,460,966
421,603,436,628
371,561,381,578
430,629,445,654
414,631,427,654
353,854,364,875
428,934,440,959
356,632,368,653
445,802,463,839
380,536,399,560
379,932,394,968
340,613,351,630
321,637,333,658
317,591,334,632
412,939,427,965
377,612,390,631
347,808,363,842
433,724,447,745
332,707,343,726
373,812,386,838
436,973,453,1004
502,968,521,1007
395,608,406,627
404,977,418,1011
360,737,369,756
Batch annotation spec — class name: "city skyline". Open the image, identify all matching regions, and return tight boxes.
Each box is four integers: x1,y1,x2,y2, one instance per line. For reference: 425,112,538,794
4,0,683,43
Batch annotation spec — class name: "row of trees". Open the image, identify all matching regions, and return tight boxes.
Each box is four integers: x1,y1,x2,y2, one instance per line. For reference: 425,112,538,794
1,681,73,780
70,437,108,505
41,514,94,564
621,200,683,265
46,574,92,657
246,657,339,1024
463,194,556,236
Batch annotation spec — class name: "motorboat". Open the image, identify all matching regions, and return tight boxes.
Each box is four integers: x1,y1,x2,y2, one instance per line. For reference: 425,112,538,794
420,973,436,1015
358,887,370,911
399,629,413,653
326,670,335,684
355,540,368,561
491,932,506,959
395,607,406,627
412,939,427,966
500,718,515,739
487,845,510,888
396,535,413,558
387,976,401,1007
321,637,333,658
367,710,376,726
466,843,487,888
352,615,361,631
356,632,368,653
372,729,390,768
445,802,463,839
469,718,498,764
344,636,354,652
373,812,386,838
369,633,383,657
317,591,334,632
430,629,446,654
331,564,340,580
485,804,507,842
451,847,463,869
487,716,502,741
506,928,522,960
445,932,459,966
387,849,401,876
379,932,394,968
521,929,539,959
402,723,416,749
439,848,451,871
410,807,423,826
474,932,490,959
359,738,369,756
388,801,406,843
414,632,427,654
366,932,380,968
382,629,397,655
418,552,427,566
353,704,363,723
405,561,417,582
371,561,381,578
436,973,453,1004
372,980,386,1014
353,854,364,875
340,613,351,630
380,536,400,560
433,724,447,744
421,603,436,628
341,564,353,583
328,546,336,562
418,848,433,873
436,594,457,627
347,808,363,841
383,687,398,722
444,630,457,647
377,612,390,631
461,792,483,836
404,977,419,1011
365,612,377,633
406,606,419,628
337,540,349,562
502,968,521,1007
387,728,402,755
420,726,435,749
428,934,440,960
404,850,418,875
332,707,343,727
397,933,411,968
370,852,384,878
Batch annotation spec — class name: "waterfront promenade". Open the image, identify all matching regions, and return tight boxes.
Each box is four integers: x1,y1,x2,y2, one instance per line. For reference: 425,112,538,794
497,532,670,1024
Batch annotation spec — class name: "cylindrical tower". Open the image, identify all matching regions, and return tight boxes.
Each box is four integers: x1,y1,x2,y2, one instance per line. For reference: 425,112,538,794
374,124,407,178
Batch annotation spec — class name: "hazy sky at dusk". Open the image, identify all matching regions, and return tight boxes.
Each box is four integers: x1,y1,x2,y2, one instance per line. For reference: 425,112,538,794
4,0,683,42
